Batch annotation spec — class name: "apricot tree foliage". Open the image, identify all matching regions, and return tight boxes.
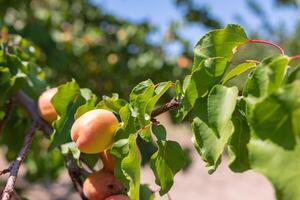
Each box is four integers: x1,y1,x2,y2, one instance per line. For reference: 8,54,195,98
1,24,300,200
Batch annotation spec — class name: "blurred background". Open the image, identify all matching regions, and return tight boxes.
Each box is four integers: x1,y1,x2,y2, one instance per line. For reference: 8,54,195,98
0,0,300,199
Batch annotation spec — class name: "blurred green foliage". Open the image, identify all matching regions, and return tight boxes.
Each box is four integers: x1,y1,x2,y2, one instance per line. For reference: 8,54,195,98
0,0,191,98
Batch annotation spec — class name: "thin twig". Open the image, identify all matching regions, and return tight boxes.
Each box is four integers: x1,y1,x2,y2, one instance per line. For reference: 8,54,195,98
0,168,10,176
234,39,285,55
1,124,38,200
0,100,15,135
289,55,300,61
65,154,88,200
12,91,52,136
151,98,180,119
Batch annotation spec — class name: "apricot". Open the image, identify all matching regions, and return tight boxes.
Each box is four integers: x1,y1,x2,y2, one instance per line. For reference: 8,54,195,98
71,109,119,154
105,194,130,200
100,150,115,173
38,87,58,123
83,169,125,200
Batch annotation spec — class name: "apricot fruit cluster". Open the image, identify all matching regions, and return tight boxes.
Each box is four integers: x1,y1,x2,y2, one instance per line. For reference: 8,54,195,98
38,89,129,200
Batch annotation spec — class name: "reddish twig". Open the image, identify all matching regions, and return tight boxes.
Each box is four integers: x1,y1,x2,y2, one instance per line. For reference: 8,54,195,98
289,55,300,61
0,100,15,135
235,39,285,55
1,124,38,200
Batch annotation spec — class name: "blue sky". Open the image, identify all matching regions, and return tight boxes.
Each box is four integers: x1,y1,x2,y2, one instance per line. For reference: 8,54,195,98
92,0,299,54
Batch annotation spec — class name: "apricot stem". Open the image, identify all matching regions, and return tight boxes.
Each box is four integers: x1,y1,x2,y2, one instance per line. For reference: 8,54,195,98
236,39,285,55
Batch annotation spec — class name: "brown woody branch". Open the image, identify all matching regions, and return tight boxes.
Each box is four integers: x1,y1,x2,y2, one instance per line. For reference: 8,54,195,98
151,98,180,119
12,91,52,136
0,168,10,176
65,154,88,200
1,124,38,200
1,90,87,200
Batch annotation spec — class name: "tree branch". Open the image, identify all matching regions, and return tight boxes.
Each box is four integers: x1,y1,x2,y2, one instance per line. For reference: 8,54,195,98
1,124,38,200
65,154,88,200
1,90,87,200
12,91,52,136
151,98,180,119
0,168,10,176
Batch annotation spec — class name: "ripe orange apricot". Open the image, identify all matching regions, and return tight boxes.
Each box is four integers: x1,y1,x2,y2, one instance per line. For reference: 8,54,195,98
105,194,130,200
83,169,125,200
71,109,119,154
38,87,58,123
100,150,115,173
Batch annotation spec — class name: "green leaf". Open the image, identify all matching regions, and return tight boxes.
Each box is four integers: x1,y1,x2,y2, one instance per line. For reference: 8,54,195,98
111,139,130,185
48,80,85,151
246,82,300,200
286,65,300,83
177,57,229,120
208,85,238,135
150,140,185,195
115,104,137,140
192,85,238,173
121,134,141,200
193,24,248,60
248,139,300,200
177,24,248,121
61,142,81,161
96,93,127,113
140,184,155,200
146,81,172,114
222,62,256,84
0,67,11,85
228,112,250,172
244,55,289,98
175,80,182,100
129,80,155,141
249,83,300,150
129,79,154,103
74,93,97,119
151,124,167,141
